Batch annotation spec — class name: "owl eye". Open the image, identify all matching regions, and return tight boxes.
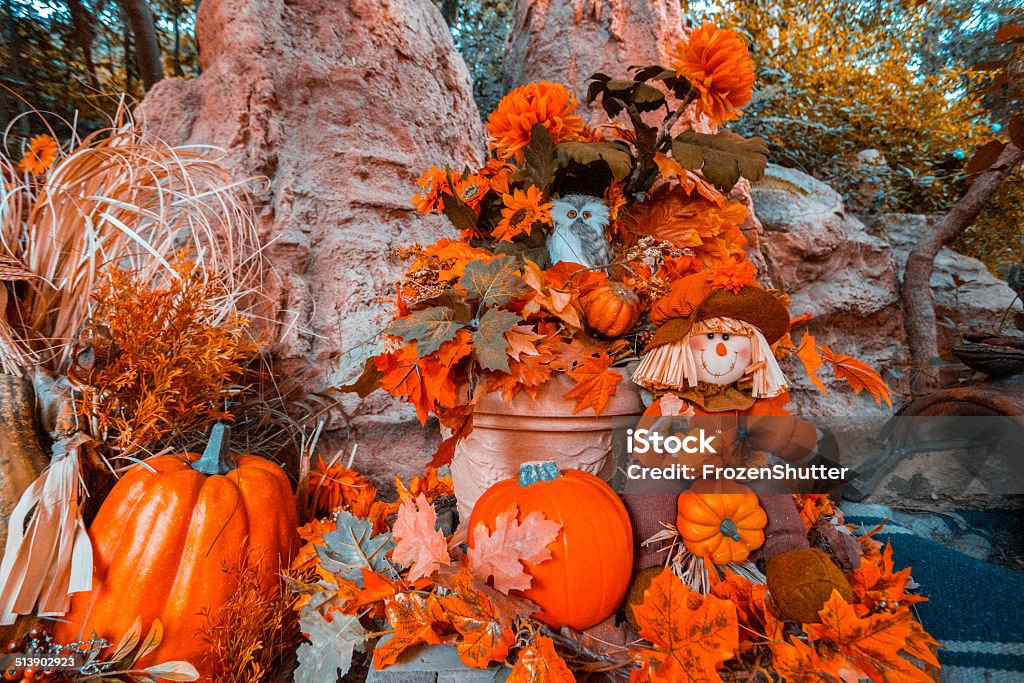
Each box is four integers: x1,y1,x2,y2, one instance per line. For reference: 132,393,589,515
567,210,578,219
582,211,592,219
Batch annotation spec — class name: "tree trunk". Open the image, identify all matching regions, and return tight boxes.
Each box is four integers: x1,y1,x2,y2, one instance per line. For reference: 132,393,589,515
172,1,183,76
901,141,1024,390
65,0,100,90
117,0,164,90
441,0,459,27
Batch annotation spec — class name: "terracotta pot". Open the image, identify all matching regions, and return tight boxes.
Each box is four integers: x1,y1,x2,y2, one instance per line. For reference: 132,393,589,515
450,369,643,520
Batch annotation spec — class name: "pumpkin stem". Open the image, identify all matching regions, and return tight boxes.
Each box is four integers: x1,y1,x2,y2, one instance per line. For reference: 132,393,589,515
719,519,741,542
192,423,237,475
518,461,561,486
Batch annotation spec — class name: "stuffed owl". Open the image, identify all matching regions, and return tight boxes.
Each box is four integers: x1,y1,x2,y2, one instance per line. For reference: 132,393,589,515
547,195,613,268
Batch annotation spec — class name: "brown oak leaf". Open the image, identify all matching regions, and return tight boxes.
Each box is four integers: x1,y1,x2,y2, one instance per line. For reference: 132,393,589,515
436,572,517,668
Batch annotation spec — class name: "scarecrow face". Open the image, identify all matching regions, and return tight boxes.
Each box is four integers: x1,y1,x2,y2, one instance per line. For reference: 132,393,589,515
688,331,752,385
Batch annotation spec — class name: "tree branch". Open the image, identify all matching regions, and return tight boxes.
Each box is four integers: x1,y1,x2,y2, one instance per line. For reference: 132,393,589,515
901,141,1023,390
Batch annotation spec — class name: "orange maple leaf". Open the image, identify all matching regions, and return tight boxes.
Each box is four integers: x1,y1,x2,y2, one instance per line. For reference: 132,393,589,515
508,635,575,682
392,493,452,582
770,637,843,683
805,591,938,683
395,467,454,503
468,503,562,594
819,345,894,408
436,572,517,668
425,240,496,281
849,543,927,616
374,592,447,669
629,569,739,682
795,332,828,395
563,353,623,415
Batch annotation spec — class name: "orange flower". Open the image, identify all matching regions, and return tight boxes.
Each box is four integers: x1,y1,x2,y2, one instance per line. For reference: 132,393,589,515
485,81,585,161
17,134,59,175
453,173,488,210
493,186,551,242
309,456,378,517
709,258,757,292
411,165,451,214
669,23,755,125
604,180,627,221
480,157,515,196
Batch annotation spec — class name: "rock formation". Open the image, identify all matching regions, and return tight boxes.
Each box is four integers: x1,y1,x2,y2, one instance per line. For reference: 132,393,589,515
139,0,484,481
752,165,1021,417
503,0,685,95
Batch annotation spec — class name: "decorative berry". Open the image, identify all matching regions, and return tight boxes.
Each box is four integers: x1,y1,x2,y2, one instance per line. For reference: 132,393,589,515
3,667,21,681
5,638,25,653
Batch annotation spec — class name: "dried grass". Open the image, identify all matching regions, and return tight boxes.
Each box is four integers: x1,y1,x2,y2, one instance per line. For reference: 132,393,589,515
198,547,301,683
0,104,266,375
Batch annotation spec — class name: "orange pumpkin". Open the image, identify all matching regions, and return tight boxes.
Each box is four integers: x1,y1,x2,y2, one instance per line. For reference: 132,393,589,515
676,479,767,564
54,424,297,675
468,462,633,631
581,282,642,338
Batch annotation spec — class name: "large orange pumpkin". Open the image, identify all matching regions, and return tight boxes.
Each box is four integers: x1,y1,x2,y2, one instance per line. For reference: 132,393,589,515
676,479,767,564
581,282,642,338
468,462,633,631
54,424,297,674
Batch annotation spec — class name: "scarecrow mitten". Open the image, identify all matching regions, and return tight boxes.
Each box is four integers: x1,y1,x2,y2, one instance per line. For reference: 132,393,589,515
752,483,852,623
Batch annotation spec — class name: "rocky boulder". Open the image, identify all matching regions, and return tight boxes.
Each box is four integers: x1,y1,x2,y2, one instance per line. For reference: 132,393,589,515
138,0,484,481
752,164,1022,418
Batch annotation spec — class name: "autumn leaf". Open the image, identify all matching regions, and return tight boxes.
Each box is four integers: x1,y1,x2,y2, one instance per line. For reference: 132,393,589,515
392,493,452,582
505,324,543,361
520,259,584,329
461,256,530,306
805,591,935,683
670,130,769,191
295,606,365,683
386,306,466,357
848,543,927,616
468,503,562,594
508,635,575,682
374,593,447,669
819,345,894,408
437,572,517,668
474,308,521,372
770,637,842,683
563,353,623,415
629,568,739,682
316,511,396,583
795,332,828,395
338,356,383,398
395,467,454,503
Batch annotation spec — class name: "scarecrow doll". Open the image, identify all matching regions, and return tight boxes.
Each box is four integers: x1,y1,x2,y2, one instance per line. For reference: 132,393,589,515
623,267,852,623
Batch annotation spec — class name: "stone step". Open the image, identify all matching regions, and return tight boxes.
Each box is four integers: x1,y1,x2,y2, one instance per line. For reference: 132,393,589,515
367,638,510,683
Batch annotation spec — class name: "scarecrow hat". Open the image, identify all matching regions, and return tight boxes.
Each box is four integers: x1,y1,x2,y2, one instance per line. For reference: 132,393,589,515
647,265,790,350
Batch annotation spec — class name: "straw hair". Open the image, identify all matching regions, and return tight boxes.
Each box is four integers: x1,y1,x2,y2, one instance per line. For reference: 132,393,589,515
632,316,788,397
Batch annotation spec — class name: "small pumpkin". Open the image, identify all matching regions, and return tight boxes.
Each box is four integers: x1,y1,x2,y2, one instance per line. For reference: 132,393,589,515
676,479,767,564
468,462,633,631
581,282,642,338
54,424,297,675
